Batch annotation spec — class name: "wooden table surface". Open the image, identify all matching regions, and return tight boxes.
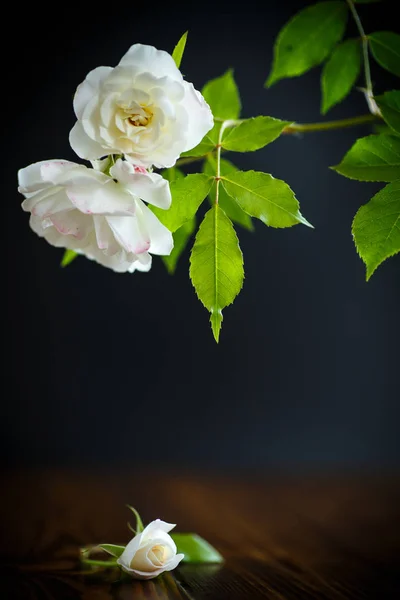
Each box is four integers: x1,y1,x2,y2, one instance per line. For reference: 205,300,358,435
0,470,399,599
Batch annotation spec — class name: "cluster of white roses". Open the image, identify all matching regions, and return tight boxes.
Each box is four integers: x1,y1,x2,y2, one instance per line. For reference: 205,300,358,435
18,44,213,272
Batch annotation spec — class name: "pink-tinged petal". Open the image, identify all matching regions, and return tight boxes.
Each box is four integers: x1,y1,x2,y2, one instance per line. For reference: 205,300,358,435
93,216,120,255
137,202,173,256
25,189,74,218
42,227,88,250
69,121,107,160
85,248,143,273
106,213,150,254
18,161,56,194
39,160,78,184
50,210,92,241
66,182,136,216
110,160,171,209
22,187,59,213
180,81,214,152
118,44,182,82
73,66,113,119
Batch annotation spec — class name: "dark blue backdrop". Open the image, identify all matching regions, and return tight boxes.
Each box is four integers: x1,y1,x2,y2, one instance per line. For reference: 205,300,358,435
5,0,399,470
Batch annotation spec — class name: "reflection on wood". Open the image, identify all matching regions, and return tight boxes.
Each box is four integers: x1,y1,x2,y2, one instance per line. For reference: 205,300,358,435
0,471,399,599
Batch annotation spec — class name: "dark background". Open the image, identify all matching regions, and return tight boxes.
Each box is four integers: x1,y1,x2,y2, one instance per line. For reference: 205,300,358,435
4,0,399,471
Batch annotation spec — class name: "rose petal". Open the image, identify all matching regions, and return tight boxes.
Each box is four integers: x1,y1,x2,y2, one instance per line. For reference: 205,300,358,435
106,212,150,254
118,44,182,82
74,66,113,119
18,160,75,193
163,553,185,572
117,533,143,569
137,202,173,255
110,160,171,209
140,519,177,538
66,182,136,216
180,81,214,153
69,121,106,160
24,189,74,218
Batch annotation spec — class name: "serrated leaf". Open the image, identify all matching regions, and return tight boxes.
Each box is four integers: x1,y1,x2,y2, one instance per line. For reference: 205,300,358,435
179,123,221,158
369,32,400,77
126,505,144,534
171,534,224,564
172,31,188,69
221,116,291,152
321,39,362,114
190,205,244,342
152,174,212,232
161,166,185,183
203,157,254,231
221,170,312,228
61,249,78,267
99,544,125,558
201,70,241,120
332,134,400,181
266,1,348,87
162,217,196,274
375,91,400,135
352,180,400,279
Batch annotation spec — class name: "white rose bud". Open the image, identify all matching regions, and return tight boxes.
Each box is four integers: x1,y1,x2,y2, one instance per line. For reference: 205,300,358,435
117,519,184,580
69,43,214,168
18,158,173,273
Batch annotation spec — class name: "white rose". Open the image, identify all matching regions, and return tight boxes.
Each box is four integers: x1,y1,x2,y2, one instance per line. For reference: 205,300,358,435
117,519,184,580
18,158,173,273
69,43,214,168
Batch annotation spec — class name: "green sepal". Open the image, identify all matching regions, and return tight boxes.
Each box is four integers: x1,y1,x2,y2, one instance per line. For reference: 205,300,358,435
172,31,188,68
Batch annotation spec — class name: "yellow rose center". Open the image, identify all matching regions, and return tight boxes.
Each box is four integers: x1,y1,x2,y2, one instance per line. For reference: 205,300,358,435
150,544,166,564
127,105,153,128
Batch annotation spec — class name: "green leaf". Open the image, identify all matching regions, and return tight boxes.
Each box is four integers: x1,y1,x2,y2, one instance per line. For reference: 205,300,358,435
354,1,381,3
203,157,254,231
266,1,348,87
201,70,241,120
161,166,185,183
321,39,362,114
369,32,400,77
99,544,125,558
352,180,400,279
332,134,400,181
221,116,291,152
172,31,188,69
375,91,400,135
126,505,144,534
221,170,312,228
171,534,224,564
162,217,196,274
152,174,212,232
190,205,244,342
61,249,78,267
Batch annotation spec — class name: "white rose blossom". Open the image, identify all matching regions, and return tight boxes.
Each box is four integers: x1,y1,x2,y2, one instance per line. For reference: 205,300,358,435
117,519,184,580
69,43,214,168
18,158,173,273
